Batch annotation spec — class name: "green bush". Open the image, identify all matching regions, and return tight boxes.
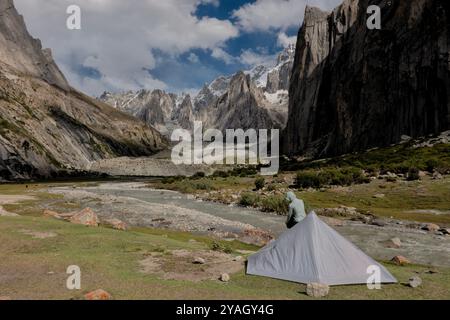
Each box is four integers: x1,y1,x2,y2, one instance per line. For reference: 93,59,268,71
407,167,420,181
212,170,230,178
191,171,206,179
239,192,260,207
210,241,232,254
230,166,258,177
193,181,214,190
295,171,326,188
254,177,265,190
295,167,369,189
260,196,289,215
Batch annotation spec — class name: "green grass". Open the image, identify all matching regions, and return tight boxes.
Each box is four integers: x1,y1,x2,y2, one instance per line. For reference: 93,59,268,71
0,215,449,300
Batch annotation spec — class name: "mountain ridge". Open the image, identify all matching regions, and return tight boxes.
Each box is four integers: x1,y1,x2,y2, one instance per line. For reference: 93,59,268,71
284,0,450,157
0,0,166,180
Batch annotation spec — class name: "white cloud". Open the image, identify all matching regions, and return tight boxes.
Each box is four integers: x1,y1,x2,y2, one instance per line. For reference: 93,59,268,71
277,32,297,47
187,53,200,64
232,0,343,32
239,49,276,67
211,47,237,65
14,0,239,95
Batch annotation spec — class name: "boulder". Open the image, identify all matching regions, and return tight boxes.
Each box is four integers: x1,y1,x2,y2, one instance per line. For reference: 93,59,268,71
440,228,450,235
422,223,440,232
103,218,128,231
84,289,112,300
409,276,422,288
69,208,99,227
43,209,62,219
432,171,443,180
382,237,402,249
371,219,387,227
391,255,410,266
306,283,329,298
193,257,206,265
219,273,230,282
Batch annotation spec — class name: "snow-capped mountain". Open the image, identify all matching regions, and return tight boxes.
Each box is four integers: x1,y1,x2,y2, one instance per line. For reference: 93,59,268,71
99,45,295,136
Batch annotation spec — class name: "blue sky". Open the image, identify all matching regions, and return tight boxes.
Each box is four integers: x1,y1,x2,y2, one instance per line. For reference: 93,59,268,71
15,0,343,96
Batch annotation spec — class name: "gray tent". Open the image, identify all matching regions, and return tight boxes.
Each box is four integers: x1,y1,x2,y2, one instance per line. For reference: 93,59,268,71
247,212,397,285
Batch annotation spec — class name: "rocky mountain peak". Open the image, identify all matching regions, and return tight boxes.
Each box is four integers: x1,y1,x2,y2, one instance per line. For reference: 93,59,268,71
303,5,330,26
0,0,68,90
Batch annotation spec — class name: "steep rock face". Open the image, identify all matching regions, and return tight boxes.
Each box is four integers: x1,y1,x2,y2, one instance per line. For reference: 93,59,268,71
206,72,287,132
285,0,450,157
0,1,166,180
174,95,195,131
266,44,296,93
0,0,68,90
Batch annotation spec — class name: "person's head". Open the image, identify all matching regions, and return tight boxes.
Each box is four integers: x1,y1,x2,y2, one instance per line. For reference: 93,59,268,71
286,191,297,202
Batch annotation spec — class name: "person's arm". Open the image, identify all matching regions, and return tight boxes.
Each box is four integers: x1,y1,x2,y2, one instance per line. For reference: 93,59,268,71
286,205,294,224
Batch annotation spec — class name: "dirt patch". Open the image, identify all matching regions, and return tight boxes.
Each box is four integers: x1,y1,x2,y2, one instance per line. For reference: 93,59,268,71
19,229,57,239
0,206,18,217
139,249,244,282
0,195,36,205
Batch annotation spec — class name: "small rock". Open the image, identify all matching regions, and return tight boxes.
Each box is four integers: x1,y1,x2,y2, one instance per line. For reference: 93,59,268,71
409,276,422,288
421,223,440,232
0,296,11,300
391,255,410,266
69,208,99,227
193,257,206,264
219,273,230,282
432,171,443,180
84,289,112,300
103,218,128,231
418,171,427,178
233,256,243,262
188,239,198,243
382,237,402,249
440,228,450,235
373,194,385,199
306,283,329,298
372,219,387,227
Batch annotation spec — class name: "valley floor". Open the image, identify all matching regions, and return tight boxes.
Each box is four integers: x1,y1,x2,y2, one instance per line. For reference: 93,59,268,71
0,180,449,299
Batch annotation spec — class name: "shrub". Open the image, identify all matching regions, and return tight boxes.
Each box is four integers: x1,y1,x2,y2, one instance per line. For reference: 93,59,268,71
193,181,214,190
210,241,232,254
295,167,369,189
239,192,260,207
295,171,325,189
230,166,258,177
407,167,420,181
254,177,265,190
260,196,289,215
191,171,206,179
212,170,230,178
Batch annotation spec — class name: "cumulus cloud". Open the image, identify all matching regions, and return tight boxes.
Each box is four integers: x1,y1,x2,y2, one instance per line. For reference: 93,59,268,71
239,49,276,67
277,32,297,47
232,0,343,32
187,53,200,64
211,47,237,65
14,0,239,95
